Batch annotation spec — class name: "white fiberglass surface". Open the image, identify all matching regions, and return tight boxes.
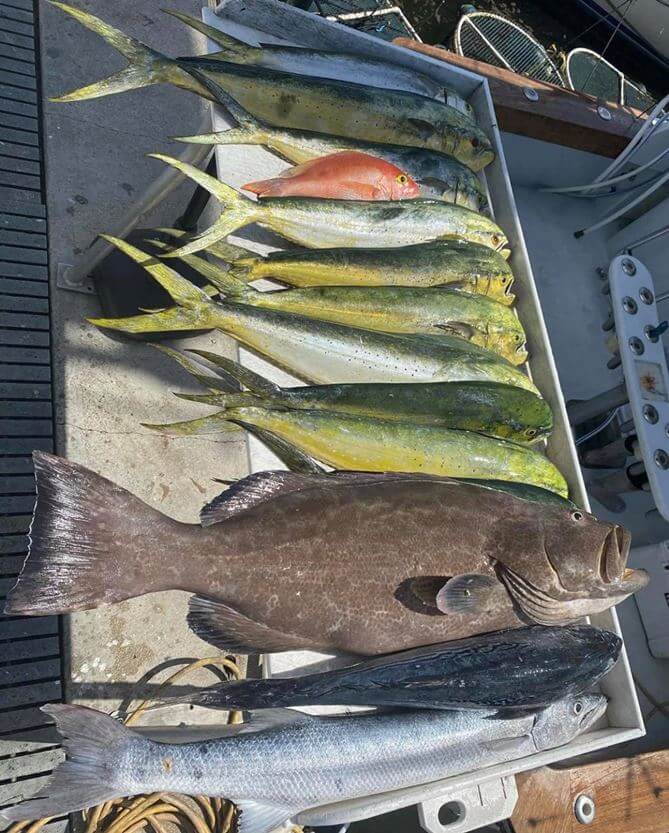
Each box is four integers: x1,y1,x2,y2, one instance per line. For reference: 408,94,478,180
503,131,669,753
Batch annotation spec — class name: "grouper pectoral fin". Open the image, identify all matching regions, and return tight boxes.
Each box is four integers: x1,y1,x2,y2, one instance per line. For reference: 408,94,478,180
435,574,505,614
188,595,318,654
234,799,296,833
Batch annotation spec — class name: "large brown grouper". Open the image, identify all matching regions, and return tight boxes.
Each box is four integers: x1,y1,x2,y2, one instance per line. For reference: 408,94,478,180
5,453,647,655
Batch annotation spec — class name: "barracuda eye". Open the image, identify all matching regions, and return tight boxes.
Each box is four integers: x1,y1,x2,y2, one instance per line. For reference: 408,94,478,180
571,511,584,522
573,701,583,715
525,428,537,438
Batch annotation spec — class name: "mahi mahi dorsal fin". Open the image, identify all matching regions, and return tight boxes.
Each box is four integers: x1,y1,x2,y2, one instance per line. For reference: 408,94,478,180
188,595,318,654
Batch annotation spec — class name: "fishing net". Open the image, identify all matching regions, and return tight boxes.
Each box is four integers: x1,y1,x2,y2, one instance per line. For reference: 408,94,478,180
4,656,279,833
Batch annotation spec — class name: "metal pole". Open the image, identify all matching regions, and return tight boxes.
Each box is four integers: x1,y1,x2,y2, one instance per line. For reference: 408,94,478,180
567,383,628,425
57,114,213,294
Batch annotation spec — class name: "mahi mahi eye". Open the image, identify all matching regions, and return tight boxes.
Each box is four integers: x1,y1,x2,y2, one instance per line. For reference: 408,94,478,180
573,701,583,715
396,174,408,185
571,510,584,522
492,234,501,246
471,137,480,148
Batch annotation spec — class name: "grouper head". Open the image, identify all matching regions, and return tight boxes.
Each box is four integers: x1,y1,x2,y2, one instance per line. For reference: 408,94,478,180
532,694,608,751
491,503,647,624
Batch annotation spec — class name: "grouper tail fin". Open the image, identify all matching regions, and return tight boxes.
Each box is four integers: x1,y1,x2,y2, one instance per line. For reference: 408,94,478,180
0,704,139,822
47,1,179,102
4,452,180,616
149,154,262,257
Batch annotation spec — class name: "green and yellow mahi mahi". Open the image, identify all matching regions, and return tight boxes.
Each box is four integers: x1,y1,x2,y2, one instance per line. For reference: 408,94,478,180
148,155,508,259
158,346,552,442
146,406,567,497
49,3,494,170
90,237,536,392
157,231,515,304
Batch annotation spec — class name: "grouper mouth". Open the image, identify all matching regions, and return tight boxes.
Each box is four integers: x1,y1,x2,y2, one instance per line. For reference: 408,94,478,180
498,526,648,625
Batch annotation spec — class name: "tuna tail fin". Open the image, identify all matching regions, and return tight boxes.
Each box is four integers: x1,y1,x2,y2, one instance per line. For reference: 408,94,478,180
162,10,257,62
48,2,174,102
0,704,137,822
148,154,262,257
4,453,172,615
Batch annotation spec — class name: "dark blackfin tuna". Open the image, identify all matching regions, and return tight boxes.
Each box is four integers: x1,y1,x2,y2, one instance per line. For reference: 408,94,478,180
5,454,647,656
157,625,621,712
1,695,606,828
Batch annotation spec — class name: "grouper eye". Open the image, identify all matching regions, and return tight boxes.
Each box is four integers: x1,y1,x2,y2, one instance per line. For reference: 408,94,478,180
571,510,584,522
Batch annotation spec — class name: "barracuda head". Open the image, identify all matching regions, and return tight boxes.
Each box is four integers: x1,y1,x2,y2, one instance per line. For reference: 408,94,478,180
532,694,608,750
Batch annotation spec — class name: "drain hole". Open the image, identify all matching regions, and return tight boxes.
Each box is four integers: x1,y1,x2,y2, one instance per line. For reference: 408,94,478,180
438,801,466,827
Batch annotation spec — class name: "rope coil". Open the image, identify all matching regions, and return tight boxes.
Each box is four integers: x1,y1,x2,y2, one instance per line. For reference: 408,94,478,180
7,657,244,833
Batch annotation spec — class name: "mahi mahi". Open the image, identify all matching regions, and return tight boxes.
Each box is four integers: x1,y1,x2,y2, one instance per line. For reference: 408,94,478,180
155,232,514,303
146,406,568,496
5,455,646,658
48,2,494,170
147,155,507,258
90,238,535,392
157,346,552,443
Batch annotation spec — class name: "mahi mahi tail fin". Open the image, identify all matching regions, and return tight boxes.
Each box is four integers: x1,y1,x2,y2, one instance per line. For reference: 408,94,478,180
162,10,258,62
48,1,178,102
142,411,241,436
0,704,138,822
4,453,177,616
172,68,271,148
89,235,219,335
149,154,262,257
152,228,252,263
145,239,252,299
187,349,280,395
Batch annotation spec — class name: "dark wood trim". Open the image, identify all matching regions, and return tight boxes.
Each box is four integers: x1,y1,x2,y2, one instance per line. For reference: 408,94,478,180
393,39,648,158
